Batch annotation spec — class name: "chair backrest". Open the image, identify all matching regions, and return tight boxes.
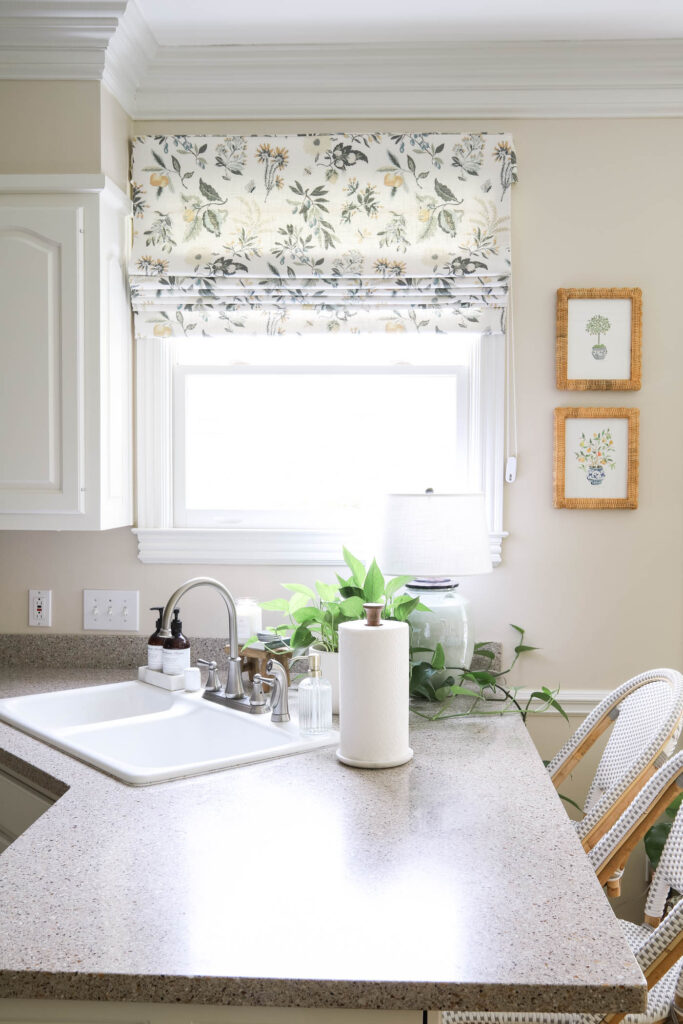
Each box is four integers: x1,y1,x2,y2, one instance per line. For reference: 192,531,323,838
590,755,683,1024
548,668,683,848
645,779,683,925
589,748,683,887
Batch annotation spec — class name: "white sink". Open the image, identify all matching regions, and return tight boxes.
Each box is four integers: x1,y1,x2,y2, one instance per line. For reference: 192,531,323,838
0,681,338,785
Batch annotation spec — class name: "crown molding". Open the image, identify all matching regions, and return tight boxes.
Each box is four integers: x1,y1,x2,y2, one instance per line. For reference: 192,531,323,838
133,39,683,120
1,4,682,119
103,0,156,114
0,0,127,80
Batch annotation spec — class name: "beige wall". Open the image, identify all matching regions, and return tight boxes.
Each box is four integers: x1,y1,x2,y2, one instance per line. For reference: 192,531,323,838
100,86,131,193
0,81,101,174
1,113,681,698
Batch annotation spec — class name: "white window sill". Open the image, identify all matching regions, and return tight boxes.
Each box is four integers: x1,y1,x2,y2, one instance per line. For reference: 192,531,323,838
133,528,507,566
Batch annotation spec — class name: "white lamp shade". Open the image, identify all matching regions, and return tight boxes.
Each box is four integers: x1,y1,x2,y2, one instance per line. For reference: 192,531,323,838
378,492,493,577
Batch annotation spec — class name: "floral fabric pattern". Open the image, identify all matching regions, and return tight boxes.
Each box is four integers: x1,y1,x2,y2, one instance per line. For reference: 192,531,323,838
129,131,517,337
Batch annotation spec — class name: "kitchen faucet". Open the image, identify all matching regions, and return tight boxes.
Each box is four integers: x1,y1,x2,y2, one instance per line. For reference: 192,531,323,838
160,577,289,721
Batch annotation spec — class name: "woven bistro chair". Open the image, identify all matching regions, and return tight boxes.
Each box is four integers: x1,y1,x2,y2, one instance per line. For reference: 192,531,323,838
548,669,683,858
442,749,683,1024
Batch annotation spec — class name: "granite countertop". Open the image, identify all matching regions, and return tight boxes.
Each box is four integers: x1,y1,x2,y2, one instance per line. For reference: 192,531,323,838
0,668,646,1013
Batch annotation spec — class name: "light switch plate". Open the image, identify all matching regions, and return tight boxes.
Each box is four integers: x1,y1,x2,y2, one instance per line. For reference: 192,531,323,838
83,590,140,631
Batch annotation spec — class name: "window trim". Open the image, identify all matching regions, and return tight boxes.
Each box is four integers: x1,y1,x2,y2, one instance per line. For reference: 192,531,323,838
133,335,508,565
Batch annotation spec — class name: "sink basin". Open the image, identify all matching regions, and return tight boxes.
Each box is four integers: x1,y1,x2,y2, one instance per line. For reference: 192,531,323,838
0,681,338,785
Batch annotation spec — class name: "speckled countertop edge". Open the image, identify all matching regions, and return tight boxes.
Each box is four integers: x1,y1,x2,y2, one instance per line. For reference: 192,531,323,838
0,668,646,1013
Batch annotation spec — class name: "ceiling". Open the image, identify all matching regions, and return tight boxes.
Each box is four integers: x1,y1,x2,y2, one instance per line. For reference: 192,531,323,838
136,0,683,46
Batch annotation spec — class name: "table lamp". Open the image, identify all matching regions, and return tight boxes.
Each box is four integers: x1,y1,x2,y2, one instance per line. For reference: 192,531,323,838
378,491,492,671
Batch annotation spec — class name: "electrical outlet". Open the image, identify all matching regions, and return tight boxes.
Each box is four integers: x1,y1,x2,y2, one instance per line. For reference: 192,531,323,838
29,590,52,627
83,590,140,631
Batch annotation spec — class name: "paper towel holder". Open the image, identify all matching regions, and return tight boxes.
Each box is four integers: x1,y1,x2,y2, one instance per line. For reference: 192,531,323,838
364,603,383,627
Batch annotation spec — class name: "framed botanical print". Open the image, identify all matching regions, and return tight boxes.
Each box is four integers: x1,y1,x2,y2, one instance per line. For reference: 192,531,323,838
553,407,639,509
556,287,642,390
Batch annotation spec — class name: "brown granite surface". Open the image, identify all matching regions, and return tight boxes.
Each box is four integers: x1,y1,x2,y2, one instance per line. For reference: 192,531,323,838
0,667,645,1013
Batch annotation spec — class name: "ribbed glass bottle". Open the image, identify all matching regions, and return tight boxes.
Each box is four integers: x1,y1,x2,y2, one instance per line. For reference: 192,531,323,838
298,651,333,735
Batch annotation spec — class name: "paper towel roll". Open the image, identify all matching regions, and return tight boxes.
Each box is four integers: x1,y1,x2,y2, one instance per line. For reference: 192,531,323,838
337,617,413,769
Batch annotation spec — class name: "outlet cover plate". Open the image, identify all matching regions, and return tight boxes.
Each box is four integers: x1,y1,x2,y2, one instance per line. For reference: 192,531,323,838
83,590,140,631
29,590,52,627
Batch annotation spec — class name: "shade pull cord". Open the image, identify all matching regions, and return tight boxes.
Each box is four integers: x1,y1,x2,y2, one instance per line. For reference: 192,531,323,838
505,287,518,483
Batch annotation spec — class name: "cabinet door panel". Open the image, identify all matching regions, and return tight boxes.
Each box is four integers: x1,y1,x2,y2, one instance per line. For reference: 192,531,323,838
0,205,83,514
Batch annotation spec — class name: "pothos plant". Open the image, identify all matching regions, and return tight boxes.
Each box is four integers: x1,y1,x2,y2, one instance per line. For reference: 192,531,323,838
254,547,430,653
409,624,567,724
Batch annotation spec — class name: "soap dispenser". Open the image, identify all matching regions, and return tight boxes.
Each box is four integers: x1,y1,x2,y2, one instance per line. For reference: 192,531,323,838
147,606,165,671
162,609,191,675
298,650,332,735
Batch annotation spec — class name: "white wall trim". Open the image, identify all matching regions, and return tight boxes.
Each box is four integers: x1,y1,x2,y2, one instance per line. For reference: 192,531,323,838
132,39,683,120
103,0,157,115
0,174,127,198
518,689,604,716
0,0,126,81
2,2,683,121
133,527,506,567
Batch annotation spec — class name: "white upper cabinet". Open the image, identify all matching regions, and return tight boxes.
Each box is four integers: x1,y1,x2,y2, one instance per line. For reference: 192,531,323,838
0,175,133,530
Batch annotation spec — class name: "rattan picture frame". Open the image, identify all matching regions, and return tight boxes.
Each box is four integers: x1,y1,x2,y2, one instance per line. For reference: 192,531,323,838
553,407,639,509
556,287,642,390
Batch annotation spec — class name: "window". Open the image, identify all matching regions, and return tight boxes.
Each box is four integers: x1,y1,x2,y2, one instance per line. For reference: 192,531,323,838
130,130,516,566
134,331,506,565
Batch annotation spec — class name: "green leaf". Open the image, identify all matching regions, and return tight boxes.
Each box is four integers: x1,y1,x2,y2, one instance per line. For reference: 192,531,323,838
240,635,258,649
431,644,445,670
529,691,568,721
666,793,683,819
288,592,310,615
407,155,416,173
290,624,315,649
644,822,671,869
385,575,413,599
340,596,365,619
437,208,458,236
293,607,324,625
510,623,524,634
470,671,498,690
514,644,539,654
363,559,385,602
316,580,339,604
203,208,221,235
445,685,482,698
260,598,290,612
339,585,364,599
558,793,583,813
282,583,316,600
434,179,457,202
199,178,222,202
324,603,341,623
392,595,420,621
171,155,181,173
342,547,366,588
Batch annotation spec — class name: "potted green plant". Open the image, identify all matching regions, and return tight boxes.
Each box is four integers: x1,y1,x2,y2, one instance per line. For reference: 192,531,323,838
251,547,430,711
409,624,567,723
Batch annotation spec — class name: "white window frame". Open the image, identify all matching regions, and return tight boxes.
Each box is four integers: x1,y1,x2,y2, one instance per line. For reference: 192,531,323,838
133,335,507,566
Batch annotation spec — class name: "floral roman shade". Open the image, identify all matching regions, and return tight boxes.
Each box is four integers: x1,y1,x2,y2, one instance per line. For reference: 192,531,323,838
129,131,517,338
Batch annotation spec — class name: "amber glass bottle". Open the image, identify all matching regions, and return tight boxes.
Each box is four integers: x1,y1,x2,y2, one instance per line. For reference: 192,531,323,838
161,608,191,675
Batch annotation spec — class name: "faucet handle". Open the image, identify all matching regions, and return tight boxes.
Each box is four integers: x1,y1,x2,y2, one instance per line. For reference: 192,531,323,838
197,659,221,692
251,674,269,707
265,659,290,724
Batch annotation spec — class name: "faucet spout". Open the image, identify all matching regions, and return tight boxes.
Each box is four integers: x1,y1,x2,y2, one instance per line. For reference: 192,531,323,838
160,577,244,699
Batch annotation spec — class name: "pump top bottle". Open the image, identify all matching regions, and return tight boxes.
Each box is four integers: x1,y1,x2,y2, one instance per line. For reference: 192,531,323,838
147,606,165,671
162,609,192,675
298,650,332,735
